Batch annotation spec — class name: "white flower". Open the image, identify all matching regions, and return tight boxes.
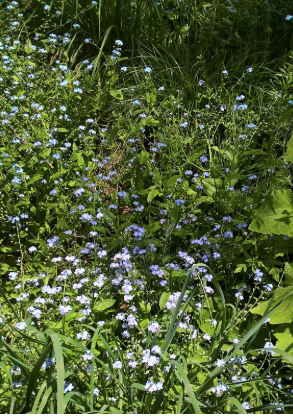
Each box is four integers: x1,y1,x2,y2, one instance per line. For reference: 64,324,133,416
113,361,122,369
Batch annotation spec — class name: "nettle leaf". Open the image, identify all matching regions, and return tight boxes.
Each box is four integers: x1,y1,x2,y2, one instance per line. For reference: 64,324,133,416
95,299,116,312
249,190,293,237
251,286,293,324
284,135,293,163
273,323,293,361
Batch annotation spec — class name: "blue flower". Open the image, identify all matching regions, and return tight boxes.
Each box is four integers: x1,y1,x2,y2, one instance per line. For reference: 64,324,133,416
144,67,152,73
200,156,208,163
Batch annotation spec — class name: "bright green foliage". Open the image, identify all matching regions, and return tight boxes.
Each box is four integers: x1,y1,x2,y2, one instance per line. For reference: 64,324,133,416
249,190,293,237
0,0,293,414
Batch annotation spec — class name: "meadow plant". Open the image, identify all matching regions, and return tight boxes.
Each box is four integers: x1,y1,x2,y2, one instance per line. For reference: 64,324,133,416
0,0,293,414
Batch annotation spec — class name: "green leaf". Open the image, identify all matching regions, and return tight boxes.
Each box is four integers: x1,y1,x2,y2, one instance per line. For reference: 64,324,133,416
24,342,53,413
249,190,293,237
0,246,18,253
164,175,181,189
27,174,43,185
36,131,49,139
147,189,161,202
242,149,267,156
251,286,293,324
109,90,123,100
284,262,293,287
50,334,65,414
279,108,293,123
226,397,247,414
159,292,171,309
273,323,293,360
146,222,161,234
284,135,293,162
57,128,69,133
72,152,84,167
171,360,202,414
95,299,116,312
138,150,150,165
99,208,116,222
153,168,162,186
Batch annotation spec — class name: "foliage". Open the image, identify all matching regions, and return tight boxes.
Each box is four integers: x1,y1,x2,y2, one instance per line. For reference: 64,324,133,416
1,0,293,414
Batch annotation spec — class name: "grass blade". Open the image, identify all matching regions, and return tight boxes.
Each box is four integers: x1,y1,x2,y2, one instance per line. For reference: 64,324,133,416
24,341,53,413
50,334,65,414
171,360,202,414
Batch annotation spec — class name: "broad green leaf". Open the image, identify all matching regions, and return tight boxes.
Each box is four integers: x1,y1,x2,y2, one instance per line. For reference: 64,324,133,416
284,262,293,287
138,150,150,165
109,89,123,100
249,190,293,237
146,222,161,234
147,189,161,202
251,286,293,324
273,323,293,360
164,175,181,189
279,108,293,123
95,299,116,312
159,292,171,309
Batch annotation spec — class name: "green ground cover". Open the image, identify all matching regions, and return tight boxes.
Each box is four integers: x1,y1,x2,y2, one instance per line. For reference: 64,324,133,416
1,0,293,413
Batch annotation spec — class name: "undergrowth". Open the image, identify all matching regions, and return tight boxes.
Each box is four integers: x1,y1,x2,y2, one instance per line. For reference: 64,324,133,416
1,0,293,414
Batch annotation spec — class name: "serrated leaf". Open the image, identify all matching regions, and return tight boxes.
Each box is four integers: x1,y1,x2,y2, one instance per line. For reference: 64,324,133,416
249,190,293,237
